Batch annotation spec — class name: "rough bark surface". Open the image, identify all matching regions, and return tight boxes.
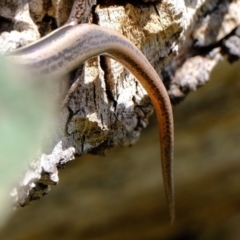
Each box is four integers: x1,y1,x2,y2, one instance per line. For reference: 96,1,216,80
0,0,240,207
1,60,240,239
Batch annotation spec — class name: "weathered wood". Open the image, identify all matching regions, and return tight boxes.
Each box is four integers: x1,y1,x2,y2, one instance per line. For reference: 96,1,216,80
0,59,240,239
0,0,240,214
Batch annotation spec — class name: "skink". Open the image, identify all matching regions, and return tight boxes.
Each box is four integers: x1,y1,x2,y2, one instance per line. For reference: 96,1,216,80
6,23,175,222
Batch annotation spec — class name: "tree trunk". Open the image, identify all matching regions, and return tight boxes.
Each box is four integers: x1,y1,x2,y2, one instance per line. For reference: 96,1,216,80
1,0,240,234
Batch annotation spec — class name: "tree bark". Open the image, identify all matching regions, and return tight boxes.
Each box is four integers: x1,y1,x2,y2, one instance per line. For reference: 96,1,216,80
0,0,240,208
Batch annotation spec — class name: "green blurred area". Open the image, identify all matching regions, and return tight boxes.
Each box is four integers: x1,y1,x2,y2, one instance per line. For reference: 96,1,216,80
0,57,53,226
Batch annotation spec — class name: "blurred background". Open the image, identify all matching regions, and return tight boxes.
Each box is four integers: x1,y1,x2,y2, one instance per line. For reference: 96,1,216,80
0,59,240,240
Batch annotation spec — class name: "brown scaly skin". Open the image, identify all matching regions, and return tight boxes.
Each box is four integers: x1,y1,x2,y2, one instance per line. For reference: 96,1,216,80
7,23,175,222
